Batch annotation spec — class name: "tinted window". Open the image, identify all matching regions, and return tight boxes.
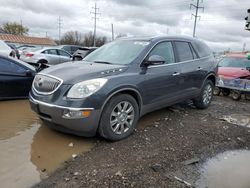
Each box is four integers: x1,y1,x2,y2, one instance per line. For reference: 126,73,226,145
62,46,71,53
192,41,211,57
149,42,175,64
71,46,79,53
175,42,193,62
0,58,25,73
58,50,71,57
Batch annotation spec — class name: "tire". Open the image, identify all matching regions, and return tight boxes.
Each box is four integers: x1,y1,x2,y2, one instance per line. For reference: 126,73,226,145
221,88,230,96
245,93,250,100
98,94,139,141
193,80,214,109
213,87,221,96
232,90,241,101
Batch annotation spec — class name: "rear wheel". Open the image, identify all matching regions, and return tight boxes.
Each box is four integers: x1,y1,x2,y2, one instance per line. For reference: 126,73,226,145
193,80,214,109
232,90,241,101
213,87,221,96
98,94,139,141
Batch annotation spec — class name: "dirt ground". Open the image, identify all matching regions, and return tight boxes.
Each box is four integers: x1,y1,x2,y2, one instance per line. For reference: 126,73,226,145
35,96,250,188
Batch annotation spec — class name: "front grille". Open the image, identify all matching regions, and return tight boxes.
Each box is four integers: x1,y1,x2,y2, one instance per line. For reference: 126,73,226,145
33,74,62,94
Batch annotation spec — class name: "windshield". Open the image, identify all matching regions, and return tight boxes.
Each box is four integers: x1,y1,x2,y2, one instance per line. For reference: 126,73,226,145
219,57,250,68
84,40,150,65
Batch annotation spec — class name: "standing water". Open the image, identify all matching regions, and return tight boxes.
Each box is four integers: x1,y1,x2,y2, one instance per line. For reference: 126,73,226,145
0,100,96,188
196,150,250,188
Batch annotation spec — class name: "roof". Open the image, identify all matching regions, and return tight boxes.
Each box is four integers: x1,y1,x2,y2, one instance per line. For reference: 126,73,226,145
118,35,199,42
0,34,56,46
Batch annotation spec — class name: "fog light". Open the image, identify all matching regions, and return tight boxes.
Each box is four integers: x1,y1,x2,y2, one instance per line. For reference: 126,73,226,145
62,110,91,119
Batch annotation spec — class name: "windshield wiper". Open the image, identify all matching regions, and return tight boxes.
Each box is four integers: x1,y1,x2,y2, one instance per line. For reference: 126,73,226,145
93,61,113,65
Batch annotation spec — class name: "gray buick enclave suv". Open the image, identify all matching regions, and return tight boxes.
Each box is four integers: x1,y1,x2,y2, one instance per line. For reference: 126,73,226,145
29,36,217,141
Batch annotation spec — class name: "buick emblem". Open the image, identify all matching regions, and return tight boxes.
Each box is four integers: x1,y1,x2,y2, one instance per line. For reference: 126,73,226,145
38,78,43,87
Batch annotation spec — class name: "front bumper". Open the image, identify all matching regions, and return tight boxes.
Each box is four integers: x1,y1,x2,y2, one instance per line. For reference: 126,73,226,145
29,96,101,137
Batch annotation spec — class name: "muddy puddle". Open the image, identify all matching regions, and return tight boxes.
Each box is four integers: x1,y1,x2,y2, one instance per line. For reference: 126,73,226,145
0,100,96,188
196,150,250,188
0,100,168,188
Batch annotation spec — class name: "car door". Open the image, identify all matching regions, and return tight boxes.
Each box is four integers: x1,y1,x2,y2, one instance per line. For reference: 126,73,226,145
141,41,182,111
57,49,72,63
44,49,60,65
0,57,33,99
173,41,200,96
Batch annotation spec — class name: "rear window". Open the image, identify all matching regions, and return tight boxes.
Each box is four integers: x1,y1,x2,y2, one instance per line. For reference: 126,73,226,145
192,41,211,58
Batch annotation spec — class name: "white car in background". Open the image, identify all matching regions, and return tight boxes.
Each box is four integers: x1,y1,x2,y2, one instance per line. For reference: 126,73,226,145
0,40,15,57
20,47,72,65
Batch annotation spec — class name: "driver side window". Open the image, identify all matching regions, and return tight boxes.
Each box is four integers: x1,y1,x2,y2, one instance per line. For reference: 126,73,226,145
149,42,175,64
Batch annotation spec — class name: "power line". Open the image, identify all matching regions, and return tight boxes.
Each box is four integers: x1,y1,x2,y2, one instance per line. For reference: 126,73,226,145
91,3,101,47
58,16,62,45
190,0,204,37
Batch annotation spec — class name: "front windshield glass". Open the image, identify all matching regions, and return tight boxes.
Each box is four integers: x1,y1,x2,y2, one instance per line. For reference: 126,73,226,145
219,57,250,68
84,40,150,65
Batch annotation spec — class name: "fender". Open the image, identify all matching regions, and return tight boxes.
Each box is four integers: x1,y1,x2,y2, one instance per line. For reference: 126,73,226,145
100,87,143,114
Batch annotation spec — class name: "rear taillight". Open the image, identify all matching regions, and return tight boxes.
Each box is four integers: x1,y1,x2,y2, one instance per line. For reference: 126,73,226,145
26,53,34,57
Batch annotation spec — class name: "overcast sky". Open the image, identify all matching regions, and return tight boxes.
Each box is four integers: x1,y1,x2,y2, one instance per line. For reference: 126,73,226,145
0,0,250,51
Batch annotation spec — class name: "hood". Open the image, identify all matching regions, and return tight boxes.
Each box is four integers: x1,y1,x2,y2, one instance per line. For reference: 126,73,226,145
41,61,128,84
218,67,250,79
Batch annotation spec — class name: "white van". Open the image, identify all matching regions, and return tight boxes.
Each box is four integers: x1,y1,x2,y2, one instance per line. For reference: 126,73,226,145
0,40,14,57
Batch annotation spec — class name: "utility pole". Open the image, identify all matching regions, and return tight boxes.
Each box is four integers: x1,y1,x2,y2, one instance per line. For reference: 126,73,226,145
242,43,246,52
91,3,100,47
111,23,114,41
190,0,204,37
58,16,62,45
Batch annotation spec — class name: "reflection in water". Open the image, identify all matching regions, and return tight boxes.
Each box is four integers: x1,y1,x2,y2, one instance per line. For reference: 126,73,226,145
0,100,95,188
196,150,250,188
0,100,38,140
31,125,95,175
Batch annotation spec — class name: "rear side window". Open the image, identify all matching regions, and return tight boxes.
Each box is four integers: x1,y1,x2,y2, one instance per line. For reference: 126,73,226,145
0,58,25,73
192,41,211,57
149,42,175,64
174,41,193,62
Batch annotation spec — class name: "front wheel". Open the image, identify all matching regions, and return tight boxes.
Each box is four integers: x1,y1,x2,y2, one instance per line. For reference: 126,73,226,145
193,80,214,109
98,94,139,141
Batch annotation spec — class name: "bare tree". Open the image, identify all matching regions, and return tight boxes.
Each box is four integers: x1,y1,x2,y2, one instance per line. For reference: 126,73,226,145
60,31,83,45
83,32,107,47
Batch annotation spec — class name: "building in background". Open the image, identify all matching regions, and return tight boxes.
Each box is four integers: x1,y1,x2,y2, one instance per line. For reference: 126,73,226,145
0,34,56,47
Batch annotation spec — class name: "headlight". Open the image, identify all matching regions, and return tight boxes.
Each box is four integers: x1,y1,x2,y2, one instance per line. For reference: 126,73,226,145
67,78,107,99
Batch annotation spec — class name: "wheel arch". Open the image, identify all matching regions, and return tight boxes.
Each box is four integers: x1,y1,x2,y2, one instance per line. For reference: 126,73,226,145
100,88,143,115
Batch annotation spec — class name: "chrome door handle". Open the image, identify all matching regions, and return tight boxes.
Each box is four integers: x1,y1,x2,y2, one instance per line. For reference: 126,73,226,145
197,67,203,71
172,72,180,76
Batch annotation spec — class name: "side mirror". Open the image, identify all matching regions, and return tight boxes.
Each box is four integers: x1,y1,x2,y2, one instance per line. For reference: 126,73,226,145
26,70,33,77
144,55,165,66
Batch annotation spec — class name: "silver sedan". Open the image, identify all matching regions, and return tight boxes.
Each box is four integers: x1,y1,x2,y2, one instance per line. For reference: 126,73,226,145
20,47,72,65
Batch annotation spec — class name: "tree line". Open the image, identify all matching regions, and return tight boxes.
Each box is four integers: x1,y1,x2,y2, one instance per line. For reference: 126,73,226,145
0,22,111,47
